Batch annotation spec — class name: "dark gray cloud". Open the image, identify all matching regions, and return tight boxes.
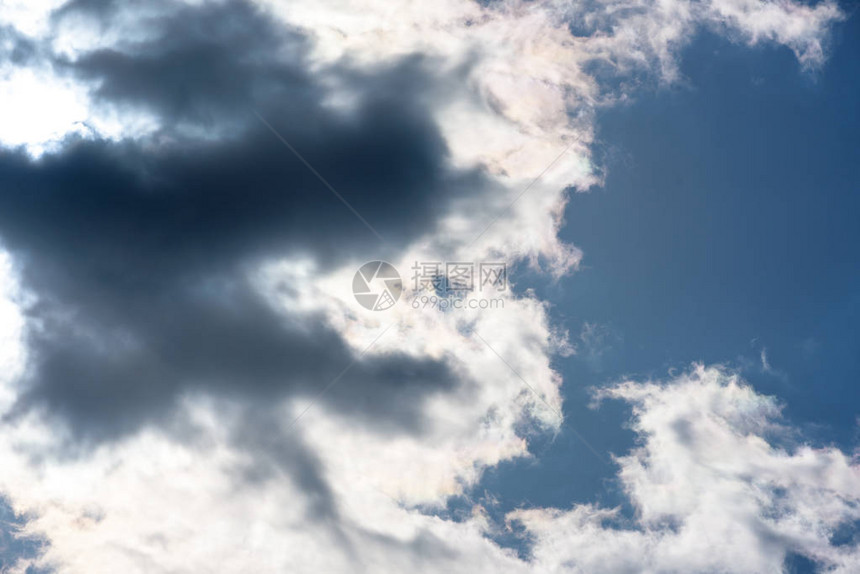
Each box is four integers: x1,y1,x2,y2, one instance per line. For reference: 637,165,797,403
0,0,486,444
57,0,312,127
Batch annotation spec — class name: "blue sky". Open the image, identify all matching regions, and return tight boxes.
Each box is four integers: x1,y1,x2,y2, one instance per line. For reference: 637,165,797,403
468,12,860,535
566,19,860,443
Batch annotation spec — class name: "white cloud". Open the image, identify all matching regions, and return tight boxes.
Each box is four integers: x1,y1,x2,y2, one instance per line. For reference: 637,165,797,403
0,0,67,38
0,64,90,155
706,0,844,69
514,365,860,573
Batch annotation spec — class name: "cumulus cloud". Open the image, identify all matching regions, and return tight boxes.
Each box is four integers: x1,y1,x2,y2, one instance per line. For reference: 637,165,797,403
513,366,860,573
0,0,850,572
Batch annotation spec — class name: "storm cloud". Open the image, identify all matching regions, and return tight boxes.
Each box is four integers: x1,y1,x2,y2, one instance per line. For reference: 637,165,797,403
0,0,486,442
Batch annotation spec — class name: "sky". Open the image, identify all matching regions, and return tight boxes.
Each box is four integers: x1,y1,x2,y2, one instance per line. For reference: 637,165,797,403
464,16,860,547
0,1,857,573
